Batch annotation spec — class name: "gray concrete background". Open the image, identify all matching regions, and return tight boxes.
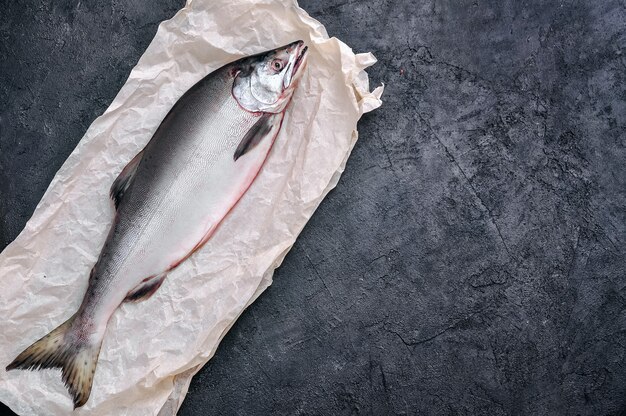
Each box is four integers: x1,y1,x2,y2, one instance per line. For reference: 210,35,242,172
1,1,625,415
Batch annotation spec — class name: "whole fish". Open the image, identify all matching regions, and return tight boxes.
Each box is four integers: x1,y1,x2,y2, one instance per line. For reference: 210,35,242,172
7,40,308,408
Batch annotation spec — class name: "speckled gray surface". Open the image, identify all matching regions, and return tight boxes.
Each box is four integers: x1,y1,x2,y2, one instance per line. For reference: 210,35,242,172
1,1,625,415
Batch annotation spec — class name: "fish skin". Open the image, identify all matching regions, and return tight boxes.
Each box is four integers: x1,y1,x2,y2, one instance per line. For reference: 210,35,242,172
6,40,308,408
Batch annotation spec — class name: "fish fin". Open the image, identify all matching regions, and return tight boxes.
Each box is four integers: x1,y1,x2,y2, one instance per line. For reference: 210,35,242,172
110,150,143,209
6,314,103,409
124,274,166,302
234,113,273,161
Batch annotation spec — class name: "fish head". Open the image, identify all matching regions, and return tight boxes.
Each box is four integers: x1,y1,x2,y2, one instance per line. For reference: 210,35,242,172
232,40,309,113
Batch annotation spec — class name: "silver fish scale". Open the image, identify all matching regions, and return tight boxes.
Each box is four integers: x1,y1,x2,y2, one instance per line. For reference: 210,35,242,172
82,66,261,316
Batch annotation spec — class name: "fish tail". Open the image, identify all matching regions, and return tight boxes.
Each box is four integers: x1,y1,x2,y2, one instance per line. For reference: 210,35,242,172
6,314,103,408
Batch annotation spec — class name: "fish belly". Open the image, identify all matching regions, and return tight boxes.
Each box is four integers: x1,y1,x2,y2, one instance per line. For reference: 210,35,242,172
138,124,277,275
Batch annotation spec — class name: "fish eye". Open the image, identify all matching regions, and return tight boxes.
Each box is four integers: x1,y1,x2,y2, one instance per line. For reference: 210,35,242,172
271,59,284,71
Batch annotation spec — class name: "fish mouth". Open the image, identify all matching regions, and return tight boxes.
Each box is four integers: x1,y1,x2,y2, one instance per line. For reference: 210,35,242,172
293,41,309,74
282,41,308,89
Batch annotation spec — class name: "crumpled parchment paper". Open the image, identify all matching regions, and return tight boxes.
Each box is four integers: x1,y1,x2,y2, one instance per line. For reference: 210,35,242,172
0,0,383,414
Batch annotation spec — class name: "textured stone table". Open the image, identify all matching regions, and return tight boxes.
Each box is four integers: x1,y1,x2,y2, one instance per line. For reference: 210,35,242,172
1,1,624,415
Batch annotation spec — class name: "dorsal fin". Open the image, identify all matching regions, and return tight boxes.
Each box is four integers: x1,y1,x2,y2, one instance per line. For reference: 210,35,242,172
233,113,273,161
110,150,143,209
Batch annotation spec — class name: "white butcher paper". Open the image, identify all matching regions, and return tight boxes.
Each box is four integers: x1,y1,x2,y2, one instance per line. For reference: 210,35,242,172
0,0,383,414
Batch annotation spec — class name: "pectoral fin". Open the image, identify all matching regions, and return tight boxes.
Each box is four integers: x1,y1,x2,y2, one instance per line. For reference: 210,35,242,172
234,113,274,161
110,150,143,209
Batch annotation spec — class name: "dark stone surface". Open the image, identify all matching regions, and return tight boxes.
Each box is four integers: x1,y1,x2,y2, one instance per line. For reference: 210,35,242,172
1,1,624,415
